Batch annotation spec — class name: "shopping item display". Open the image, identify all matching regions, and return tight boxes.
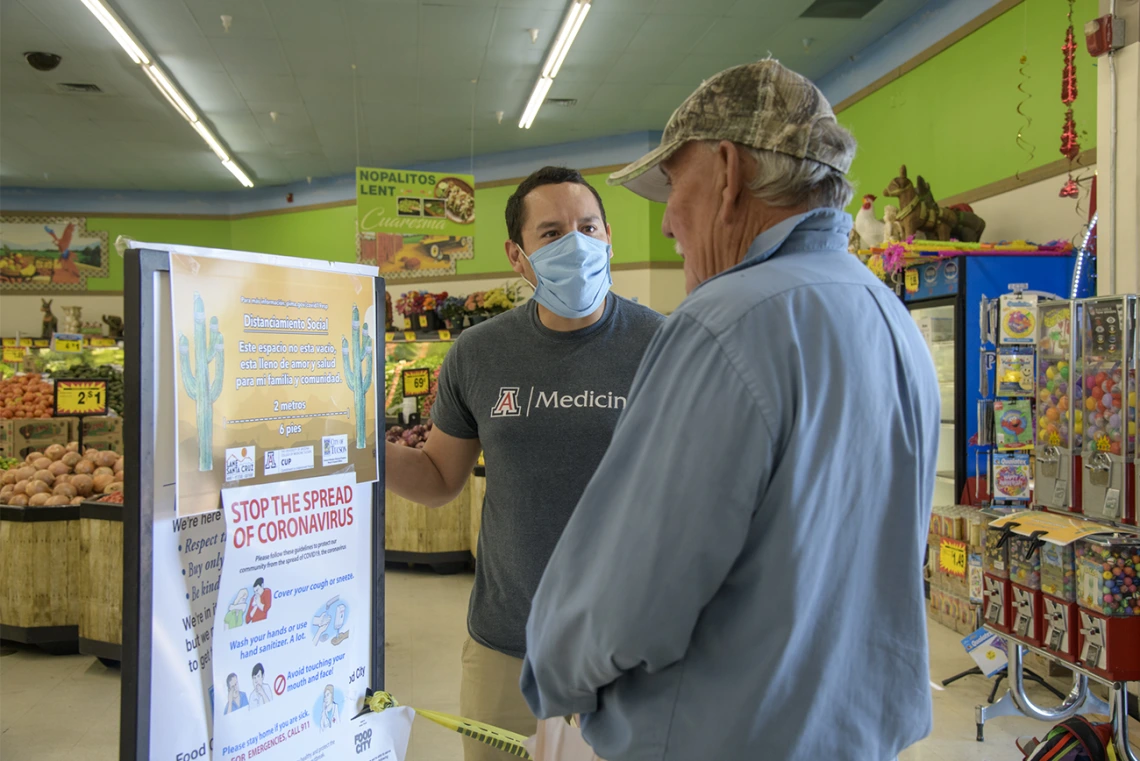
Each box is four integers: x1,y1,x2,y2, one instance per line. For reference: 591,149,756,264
1079,296,1137,524
0,440,124,505
1041,541,1080,661
1036,301,1082,511
928,505,985,635
1075,534,1140,681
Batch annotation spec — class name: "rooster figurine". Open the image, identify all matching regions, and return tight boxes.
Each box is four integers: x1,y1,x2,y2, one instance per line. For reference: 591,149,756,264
853,194,887,249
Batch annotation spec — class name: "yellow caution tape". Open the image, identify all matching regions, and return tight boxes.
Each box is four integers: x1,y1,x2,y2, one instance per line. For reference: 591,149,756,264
364,691,533,759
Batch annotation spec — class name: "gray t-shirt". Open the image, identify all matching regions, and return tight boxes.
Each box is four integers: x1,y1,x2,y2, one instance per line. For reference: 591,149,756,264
431,294,664,658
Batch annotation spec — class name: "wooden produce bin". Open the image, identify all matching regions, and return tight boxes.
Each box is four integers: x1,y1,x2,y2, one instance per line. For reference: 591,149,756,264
385,477,472,573
0,504,81,653
78,502,123,664
469,467,485,561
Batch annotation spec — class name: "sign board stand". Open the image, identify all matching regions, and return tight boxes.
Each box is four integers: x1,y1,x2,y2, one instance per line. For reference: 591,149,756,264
122,248,385,761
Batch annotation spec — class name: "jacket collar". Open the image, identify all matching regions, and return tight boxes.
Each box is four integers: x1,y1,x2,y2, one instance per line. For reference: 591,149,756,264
738,207,853,269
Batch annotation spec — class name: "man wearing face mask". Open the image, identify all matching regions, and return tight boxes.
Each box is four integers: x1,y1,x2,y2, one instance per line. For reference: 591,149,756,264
385,165,663,761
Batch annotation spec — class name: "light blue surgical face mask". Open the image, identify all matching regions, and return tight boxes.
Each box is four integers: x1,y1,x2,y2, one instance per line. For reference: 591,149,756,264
525,231,613,320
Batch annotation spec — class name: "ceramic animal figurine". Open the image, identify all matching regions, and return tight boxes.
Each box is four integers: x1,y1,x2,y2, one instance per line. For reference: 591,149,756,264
41,299,58,339
883,205,905,243
103,314,124,340
884,165,986,242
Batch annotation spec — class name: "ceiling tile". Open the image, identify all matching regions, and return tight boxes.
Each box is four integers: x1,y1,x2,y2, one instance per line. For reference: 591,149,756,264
283,42,355,78
417,5,496,48
486,6,566,51
690,18,776,57
249,103,314,131
665,52,752,86
637,83,696,113
604,50,683,84
265,0,349,41
418,46,485,80
586,82,652,111
230,74,303,103
175,69,249,112
206,114,271,152
183,0,277,39
655,0,739,13
211,37,290,75
346,1,417,50
625,14,717,54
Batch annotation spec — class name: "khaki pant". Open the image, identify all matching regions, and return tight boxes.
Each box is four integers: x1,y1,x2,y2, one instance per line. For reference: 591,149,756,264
459,636,538,761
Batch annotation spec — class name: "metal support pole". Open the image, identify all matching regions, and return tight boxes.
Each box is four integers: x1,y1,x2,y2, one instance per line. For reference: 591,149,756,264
1112,683,1138,761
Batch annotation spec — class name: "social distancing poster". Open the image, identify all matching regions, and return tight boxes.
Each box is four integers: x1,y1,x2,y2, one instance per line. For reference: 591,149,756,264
170,253,379,516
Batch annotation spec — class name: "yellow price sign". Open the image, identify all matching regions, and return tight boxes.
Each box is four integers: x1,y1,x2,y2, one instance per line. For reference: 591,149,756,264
54,379,108,416
417,315,430,329
438,330,451,341
52,333,84,353
2,346,26,363
939,538,967,578
32,339,50,348
88,337,117,347
384,332,395,342
905,269,920,294
402,368,431,397
1,338,17,347
403,331,417,342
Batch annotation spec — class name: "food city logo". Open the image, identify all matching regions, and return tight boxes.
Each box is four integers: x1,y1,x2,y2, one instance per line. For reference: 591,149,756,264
354,728,373,754
491,386,627,418
225,446,257,483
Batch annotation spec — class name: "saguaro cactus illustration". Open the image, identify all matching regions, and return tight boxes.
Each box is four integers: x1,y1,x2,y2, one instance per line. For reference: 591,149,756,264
343,304,373,449
179,292,225,471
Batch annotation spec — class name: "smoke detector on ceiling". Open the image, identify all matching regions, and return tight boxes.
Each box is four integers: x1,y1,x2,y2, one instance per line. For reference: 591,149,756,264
53,82,105,94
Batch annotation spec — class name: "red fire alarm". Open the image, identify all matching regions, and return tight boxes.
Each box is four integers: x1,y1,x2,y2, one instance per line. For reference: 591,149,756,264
286,192,294,203
1085,15,1124,57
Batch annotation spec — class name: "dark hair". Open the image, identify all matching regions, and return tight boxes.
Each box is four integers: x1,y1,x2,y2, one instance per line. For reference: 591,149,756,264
227,673,238,687
252,663,265,677
505,166,607,248
254,577,264,588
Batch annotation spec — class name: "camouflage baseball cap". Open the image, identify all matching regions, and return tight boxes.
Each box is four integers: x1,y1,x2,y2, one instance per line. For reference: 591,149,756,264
608,59,852,202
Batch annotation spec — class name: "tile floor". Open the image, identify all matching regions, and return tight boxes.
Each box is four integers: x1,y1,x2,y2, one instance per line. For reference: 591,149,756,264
2,568,1137,761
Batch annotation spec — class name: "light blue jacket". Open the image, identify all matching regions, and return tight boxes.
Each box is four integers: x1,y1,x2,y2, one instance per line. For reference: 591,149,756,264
521,208,939,761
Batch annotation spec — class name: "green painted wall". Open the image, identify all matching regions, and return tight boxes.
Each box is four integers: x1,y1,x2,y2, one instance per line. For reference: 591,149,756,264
840,0,1098,215
83,216,232,291
229,204,355,263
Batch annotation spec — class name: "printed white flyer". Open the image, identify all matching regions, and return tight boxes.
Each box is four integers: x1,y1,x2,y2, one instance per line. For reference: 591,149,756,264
213,473,397,761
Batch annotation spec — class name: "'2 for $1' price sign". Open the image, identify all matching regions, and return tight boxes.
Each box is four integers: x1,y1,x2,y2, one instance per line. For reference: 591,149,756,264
54,379,108,416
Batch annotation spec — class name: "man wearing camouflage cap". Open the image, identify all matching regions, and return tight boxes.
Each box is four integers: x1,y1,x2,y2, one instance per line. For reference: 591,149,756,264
521,60,939,760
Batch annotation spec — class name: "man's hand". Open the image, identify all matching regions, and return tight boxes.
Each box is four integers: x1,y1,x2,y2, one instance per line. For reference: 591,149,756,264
385,426,481,508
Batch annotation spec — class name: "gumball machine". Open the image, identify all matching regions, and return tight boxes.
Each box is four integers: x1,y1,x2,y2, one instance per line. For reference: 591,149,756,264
1075,534,1140,681
1041,541,1080,661
983,523,1012,632
1079,296,1137,524
1009,534,1044,646
1035,301,1082,512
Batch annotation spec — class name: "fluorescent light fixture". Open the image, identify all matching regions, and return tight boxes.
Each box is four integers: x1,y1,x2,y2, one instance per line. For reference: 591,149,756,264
144,64,198,123
192,120,229,161
549,2,590,78
223,159,254,188
519,76,553,129
541,2,584,79
80,0,254,187
79,0,149,65
522,0,591,129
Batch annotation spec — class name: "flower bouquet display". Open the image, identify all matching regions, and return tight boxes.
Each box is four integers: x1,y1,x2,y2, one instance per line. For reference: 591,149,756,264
436,295,467,330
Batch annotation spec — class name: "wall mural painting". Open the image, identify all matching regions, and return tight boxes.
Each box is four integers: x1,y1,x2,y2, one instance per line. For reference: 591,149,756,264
0,216,110,292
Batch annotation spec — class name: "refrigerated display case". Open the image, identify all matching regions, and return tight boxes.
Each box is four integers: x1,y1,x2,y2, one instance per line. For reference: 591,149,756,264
902,255,1076,506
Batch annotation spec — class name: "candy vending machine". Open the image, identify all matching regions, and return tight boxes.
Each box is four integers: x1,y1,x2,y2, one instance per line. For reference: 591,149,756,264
1080,296,1137,524
1035,301,1082,512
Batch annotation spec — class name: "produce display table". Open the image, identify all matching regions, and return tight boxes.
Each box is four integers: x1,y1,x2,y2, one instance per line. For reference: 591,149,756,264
78,501,122,665
385,476,472,573
0,504,80,653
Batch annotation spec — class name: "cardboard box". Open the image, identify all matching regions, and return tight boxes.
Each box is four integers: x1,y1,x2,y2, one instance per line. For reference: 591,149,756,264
81,416,123,453
0,417,77,459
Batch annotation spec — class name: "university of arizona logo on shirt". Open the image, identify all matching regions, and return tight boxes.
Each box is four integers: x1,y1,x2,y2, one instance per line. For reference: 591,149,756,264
491,387,522,417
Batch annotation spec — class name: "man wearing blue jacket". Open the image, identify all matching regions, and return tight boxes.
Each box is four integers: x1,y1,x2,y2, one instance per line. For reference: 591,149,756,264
521,60,940,761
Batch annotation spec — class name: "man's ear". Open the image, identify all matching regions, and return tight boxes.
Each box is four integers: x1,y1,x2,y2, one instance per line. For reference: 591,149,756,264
605,223,614,258
505,240,528,277
718,140,745,225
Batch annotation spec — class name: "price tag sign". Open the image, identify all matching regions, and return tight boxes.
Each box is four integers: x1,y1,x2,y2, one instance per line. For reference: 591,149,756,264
384,332,395,342
1,337,17,347
418,315,429,329
905,269,920,294
88,337,117,347
32,339,50,348
52,332,84,353
438,330,452,341
2,346,26,363
402,368,431,397
54,379,108,416
403,331,416,342
939,538,968,578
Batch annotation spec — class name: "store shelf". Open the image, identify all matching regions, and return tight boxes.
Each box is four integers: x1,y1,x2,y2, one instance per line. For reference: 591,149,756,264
982,625,1112,686
384,328,460,343
936,471,955,483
